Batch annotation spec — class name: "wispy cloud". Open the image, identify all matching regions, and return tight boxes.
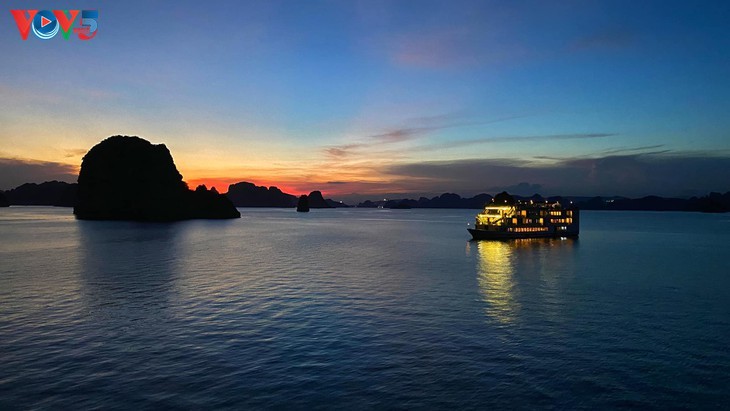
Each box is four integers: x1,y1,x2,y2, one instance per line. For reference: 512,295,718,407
533,145,668,162
414,132,616,152
595,145,666,156
64,148,89,158
322,112,534,159
323,144,363,159
369,127,427,143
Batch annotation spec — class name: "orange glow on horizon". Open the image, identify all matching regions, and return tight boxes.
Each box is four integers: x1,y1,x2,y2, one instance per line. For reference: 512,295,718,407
5,150,395,200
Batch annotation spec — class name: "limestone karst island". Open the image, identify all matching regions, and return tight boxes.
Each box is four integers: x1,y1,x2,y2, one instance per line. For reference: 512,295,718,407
73,136,240,221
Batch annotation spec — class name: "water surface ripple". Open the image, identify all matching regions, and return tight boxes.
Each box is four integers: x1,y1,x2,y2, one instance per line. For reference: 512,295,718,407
0,208,728,409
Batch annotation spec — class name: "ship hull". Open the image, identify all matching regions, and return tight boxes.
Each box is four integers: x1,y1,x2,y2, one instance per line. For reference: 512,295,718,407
468,228,578,240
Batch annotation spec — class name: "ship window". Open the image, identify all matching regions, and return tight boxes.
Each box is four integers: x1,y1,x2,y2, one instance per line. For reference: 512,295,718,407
513,227,549,232
512,218,517,224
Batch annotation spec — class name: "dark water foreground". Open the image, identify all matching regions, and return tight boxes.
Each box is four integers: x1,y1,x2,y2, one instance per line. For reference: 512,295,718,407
0,207,728,409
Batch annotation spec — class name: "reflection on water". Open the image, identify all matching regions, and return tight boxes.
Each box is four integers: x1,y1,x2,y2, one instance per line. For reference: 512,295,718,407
474,241,518,324
77,221,182,333
473,238,577,324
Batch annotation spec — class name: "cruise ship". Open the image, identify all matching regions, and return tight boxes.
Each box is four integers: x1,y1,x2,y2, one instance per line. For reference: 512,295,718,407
468,194,579,240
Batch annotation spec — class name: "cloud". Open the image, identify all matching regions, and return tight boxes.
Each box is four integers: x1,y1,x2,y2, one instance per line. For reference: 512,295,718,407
384,152,730,197
533,145,668,162
0,157,78,190
324,145,363,159
64,148,89,158
369,127,427,143
365,112,481,144
323,130,615,161
593,144,665,156
322,112,534,159
414,132,616,152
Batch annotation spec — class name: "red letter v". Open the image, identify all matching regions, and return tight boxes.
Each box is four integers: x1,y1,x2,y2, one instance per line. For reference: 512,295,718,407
53,10,79,40
10,10,38,40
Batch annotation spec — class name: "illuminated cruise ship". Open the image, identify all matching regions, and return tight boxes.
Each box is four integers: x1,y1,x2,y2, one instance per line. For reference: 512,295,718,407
468,193,579,240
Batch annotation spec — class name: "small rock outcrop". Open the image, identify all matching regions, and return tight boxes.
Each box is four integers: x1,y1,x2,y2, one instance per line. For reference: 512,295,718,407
296,195,310,212
307,191,332,208
0,191,9,207
74,135,240,221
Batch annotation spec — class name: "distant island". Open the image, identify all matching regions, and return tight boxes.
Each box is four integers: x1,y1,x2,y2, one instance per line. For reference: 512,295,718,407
0,181,77,207
358,192,730,213
73,136,240,221
357,193,493,209
226,183,338,208
2,178,728,213
1,143,729,215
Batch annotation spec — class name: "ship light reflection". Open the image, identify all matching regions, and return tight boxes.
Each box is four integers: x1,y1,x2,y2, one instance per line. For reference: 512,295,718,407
476,241,519,324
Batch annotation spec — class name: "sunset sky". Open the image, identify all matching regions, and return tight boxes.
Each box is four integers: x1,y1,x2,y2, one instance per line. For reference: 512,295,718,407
1,0,729,201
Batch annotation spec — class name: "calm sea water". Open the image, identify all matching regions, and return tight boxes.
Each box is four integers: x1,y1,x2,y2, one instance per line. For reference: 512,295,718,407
0,207,729,409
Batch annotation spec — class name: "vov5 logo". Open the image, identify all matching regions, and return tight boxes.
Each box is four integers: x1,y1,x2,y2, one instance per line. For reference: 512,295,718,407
10,10,98,40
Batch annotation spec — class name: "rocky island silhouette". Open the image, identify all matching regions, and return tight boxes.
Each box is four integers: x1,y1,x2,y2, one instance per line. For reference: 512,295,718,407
226,182,297,207
1,181,77,207
296,194,310,212
73,136,240,221
306,191,330,208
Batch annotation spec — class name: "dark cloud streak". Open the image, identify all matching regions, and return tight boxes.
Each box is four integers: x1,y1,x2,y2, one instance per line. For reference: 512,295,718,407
0,158,77,191
414,132,616,152
385,152,730,198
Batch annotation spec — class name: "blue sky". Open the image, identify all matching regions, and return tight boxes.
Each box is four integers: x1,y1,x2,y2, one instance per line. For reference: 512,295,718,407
1,0,729,200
